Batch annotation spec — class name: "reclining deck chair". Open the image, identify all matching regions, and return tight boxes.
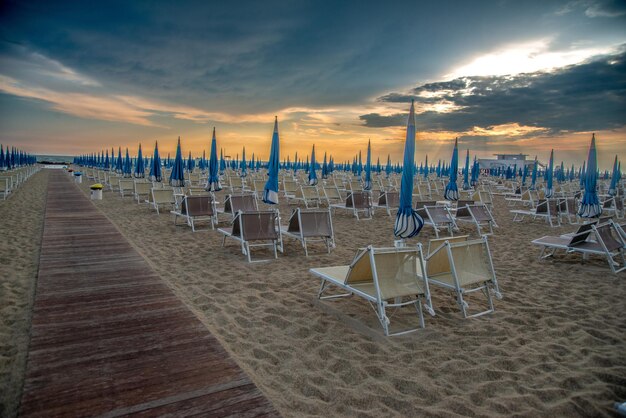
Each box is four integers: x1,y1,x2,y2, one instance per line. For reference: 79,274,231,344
566,220,626,274
171,195,217,232
455,204,498,235
531,221,597,259
511,198,560,227
322,185,343,205
281,208,335,255
417,205,458,238
330,191,372,220
147,188,176,215
133,181,152,204
293,186,322,208
373,191,399,216
218,193,258,219
426,236,502,318
217,210,283,262
310,245,435,336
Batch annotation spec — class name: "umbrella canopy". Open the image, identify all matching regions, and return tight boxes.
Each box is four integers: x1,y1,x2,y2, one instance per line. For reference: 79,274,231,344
263,117,280,204
240,147,248,177
394,100,424,239
608,155,619,196
123,148,132,177
545,149,554,198
219,148,226,174
579,134,601,218
149,141,162,182
322,152,329,179
521,163,528,186
530,157,538,190
115,147,123,173
134,144,145,178
170,137,186,187
471,156,479,187
385,154,392,177
309,144,318,185
444,138,459,200
462,149,470,190
364,139,372,190
186,151,194,172
103,150,110,171
207,128,221,191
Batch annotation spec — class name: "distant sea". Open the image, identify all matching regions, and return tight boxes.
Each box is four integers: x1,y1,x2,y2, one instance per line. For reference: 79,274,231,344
36,155,74,164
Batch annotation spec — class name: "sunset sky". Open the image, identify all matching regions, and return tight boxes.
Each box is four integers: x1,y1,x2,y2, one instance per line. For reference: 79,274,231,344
1,0,625,168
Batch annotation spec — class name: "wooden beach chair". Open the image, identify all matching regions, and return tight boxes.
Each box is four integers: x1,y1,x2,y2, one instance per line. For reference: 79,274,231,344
310,245,435,336
171,195,217,232
217,210,283,262
281,208,335,255
426,236,502,318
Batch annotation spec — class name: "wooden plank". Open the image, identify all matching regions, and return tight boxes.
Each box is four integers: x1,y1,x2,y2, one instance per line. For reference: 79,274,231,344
20,171,279,417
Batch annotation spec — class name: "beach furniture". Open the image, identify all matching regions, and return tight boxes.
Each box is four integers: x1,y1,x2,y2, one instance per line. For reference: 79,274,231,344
218,193,258,219
532,220,625,274
282,179,298,201
280,208,335,255
310,245,434,336
455,204,497,235
293,186,322,208
218,210,283,262
147,188,176,215
118,178,135,198
133,181,152,204
511,198,560,227
427,234,470,257
0,177,9,200
417,205,458,238
330,191,372,220
602,196,624,219
373,190,400,216
426,236,501,318
322,185,343,205
171,195,217,232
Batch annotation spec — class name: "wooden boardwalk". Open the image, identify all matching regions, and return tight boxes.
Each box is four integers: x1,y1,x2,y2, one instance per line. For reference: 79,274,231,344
20,171,278,417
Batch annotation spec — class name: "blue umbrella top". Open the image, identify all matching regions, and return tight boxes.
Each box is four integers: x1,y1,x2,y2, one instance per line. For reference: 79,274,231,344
134,143,145,178
444,138,459,201
578,134,601,218
170,137,186,187
263,117,280,204
309,144,318,185
207,127,222,192
545,149,554,198
364,139,372,190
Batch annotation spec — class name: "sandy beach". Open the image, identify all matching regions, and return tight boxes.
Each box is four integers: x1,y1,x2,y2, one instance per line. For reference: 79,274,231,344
1,169,625,417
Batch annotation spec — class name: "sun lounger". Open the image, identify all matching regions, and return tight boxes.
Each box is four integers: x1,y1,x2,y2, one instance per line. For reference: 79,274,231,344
218,193,258,218
171,195,217,232
511,198,560,227
565,221,625,274
133,181,152,204
455,204,498,235
330,191,372,220
417,205,458,238
426,235,470,256
322,185,343,205
310,245,435,336
426,236,502,318
118,178,135,198
373,191,399,216
293,186,322,208
147,188,176,215
217,210,283,262
531,221,597,259
281,208,335,255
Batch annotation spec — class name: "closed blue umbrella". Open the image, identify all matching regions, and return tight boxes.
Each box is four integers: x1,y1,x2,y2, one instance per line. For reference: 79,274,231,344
134,144,145,178
364,139,372,190
530,157,538,190
103,150,110,171
444,138,459,200
170,137,185,187
123,148,132,177
149,141,162,182
322,152,329,179
545,150,554,198
207,128,221,191
579,134,601,217
608,155,619,196
423,155,429,179
385,154,392,178
394,100,424,239
115,147,123,173
521,163,528,186
187,151,194,172
263,117,280,204
579,161,586,190
309,144,318,185
0,145,5,170
219,148,226,174
462,149,470,190
240,147,247,177
471,156,479,187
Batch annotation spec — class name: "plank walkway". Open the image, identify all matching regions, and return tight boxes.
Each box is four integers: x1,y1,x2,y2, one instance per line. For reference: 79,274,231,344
20,171,279,417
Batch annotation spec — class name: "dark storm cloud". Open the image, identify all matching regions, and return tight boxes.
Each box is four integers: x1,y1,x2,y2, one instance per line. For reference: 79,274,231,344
360,49,626,133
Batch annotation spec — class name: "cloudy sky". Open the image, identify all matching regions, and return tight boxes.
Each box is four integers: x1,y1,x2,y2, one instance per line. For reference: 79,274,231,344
1,0,625,167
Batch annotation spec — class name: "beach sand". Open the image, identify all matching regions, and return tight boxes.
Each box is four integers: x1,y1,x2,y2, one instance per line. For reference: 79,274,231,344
2,170,625,417
0,170,49,418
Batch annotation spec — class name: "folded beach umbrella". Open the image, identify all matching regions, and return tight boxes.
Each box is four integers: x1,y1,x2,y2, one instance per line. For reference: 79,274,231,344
309,144,318,186
149,141,162,182
123,148,132,177
462,149,470,190
579,161,586,190
608,155,619,196
134,144,145,178
240,147,247,177
115,147,123,173
219,148,225,174
423,155,429,179
444,138,459,200
187,151,194,173
322,152,329,179
521,164,528,186
394,100,424,239
263,117,280,204
364,139,372,190
293,152,299,175
207,128,221,191
376,157,381,174
579,134,601,218
545,149,554,198
357,150,363,177
103,150,110,171
471,156,479,187
170,137,185,187
0,145,5,170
